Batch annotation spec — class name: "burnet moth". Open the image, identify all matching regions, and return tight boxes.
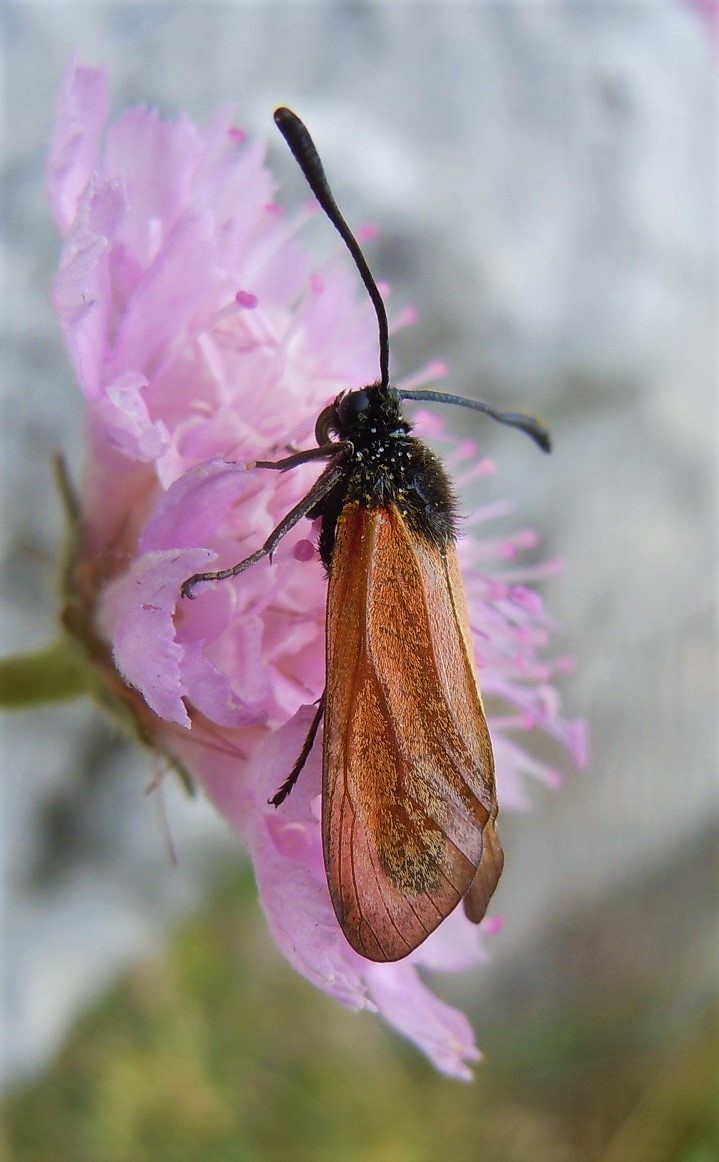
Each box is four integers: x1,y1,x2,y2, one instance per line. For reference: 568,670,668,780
182,108,551,962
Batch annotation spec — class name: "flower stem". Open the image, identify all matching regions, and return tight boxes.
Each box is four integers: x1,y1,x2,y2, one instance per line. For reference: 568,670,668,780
0,637,96,708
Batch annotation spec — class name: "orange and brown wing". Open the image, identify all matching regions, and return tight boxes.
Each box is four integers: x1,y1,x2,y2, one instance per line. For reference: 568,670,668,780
323,502,503,962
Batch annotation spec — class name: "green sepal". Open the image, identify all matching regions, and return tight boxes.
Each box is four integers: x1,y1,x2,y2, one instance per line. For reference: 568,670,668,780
0,634,99,708
2,456,198,797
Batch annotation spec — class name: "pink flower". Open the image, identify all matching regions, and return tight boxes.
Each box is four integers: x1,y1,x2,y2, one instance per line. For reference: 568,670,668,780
47,60,586,1080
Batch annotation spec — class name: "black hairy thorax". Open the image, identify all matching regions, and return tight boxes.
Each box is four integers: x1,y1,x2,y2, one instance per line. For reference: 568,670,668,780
313,385,459,570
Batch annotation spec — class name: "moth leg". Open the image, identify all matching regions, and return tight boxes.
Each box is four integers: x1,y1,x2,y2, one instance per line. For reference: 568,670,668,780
255,441,348,472
181,455,348,600
270,692,325,807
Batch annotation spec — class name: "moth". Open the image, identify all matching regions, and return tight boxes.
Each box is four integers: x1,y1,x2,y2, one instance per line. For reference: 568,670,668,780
182,108,550,962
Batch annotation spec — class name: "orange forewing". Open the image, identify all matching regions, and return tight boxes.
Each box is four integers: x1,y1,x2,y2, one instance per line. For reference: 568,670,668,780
323,502,503,961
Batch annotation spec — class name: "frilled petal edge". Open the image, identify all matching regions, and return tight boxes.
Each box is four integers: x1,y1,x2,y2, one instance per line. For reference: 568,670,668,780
47,58,108,234
97,547,216,727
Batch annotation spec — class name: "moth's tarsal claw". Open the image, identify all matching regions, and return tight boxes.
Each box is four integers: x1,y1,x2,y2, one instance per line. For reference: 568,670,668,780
181,577,198,601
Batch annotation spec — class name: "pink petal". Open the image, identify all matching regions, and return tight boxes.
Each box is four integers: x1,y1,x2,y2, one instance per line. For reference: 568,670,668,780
51,180,126,398
97,548,216,727
253,816,372,1011
47,59,108,234
365,963,481,1081
241,712,374,1010
104,211,220,384
410,905,493,973
92,373,170,462
179,636,267,729
103,107,208,257
139,458,257,553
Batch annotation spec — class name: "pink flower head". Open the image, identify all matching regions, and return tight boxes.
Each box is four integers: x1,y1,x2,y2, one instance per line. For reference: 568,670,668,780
48,60,586,1079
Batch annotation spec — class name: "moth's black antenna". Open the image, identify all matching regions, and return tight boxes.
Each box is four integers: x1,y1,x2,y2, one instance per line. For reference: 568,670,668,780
274,107,390,394
399,388,552,453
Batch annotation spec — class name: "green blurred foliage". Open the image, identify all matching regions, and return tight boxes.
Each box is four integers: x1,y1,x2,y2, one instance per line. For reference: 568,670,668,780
3,868,717,1162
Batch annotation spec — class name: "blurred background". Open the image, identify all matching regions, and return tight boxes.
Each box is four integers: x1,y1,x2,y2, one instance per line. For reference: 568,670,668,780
2,3,717,1159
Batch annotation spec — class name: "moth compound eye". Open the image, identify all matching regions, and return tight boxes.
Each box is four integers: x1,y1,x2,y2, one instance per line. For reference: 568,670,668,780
315,402,340,447
337,389,371,430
